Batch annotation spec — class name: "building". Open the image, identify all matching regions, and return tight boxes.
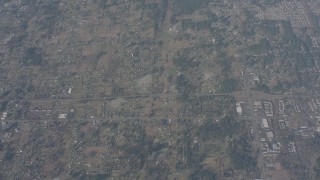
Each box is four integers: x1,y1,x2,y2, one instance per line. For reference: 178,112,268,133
254,101,262,111
266,131,274,141
253,75,260,83
236,102,243,116
261,118,269,129
59,113,67,119
278,100,285,114
263,101,273,117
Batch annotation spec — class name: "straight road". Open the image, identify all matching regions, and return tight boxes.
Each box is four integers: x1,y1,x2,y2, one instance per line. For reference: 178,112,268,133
1,90,319,104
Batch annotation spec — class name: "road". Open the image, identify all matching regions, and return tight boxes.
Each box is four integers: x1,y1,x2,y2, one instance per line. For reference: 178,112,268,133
1,90,319,104
1,90,319,124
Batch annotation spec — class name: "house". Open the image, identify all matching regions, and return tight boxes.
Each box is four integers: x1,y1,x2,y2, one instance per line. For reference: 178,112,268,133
267,131,274,141
261,118,269,129
59,113,67,119
236,102,243,116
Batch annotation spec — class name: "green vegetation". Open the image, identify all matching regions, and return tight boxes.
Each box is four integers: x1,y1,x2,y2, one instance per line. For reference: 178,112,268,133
88,174,111,180
176,74,196,101
258,20,278,36
173,0,208,16
229,135,257,171
111,85,125,96
145,161,169,179
181,19,213,31
253,82,270,93
218,78,237,93
70,168,86,179
312,133,320,146
173,54,200,70
313,157,320,178
262,54,274,66
176,124,205,169
0,101,8,111
248,38,271,53
13,81,34,99
4,146,15,161
281,21,298,44
199,116,240,140
189,167,217,180
20,47,45,66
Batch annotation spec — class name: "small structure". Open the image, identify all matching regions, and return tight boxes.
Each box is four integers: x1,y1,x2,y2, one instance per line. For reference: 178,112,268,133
263,101,273,117
254,101,262,111
278,100,285,114
1,112,7,120
293,101,302,113
261,118,269,129
59,113,67,119
236,102,243,116
266,131,274,141
272,143,281,151
278,119,286,129
288,142,297,154
1,112,8,130
253,75,260,83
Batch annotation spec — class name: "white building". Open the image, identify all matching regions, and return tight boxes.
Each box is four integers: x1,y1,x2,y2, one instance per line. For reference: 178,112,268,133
267,131,274,141
236,102,243,116
58,113,67,119
261,118,269,129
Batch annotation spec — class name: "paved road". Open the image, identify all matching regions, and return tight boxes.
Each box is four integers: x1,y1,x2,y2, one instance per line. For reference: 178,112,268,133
1,90,319,104
2,116,209,123
1,90,319,123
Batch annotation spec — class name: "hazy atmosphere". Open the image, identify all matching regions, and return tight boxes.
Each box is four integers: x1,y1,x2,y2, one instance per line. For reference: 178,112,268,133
0,0,320,179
